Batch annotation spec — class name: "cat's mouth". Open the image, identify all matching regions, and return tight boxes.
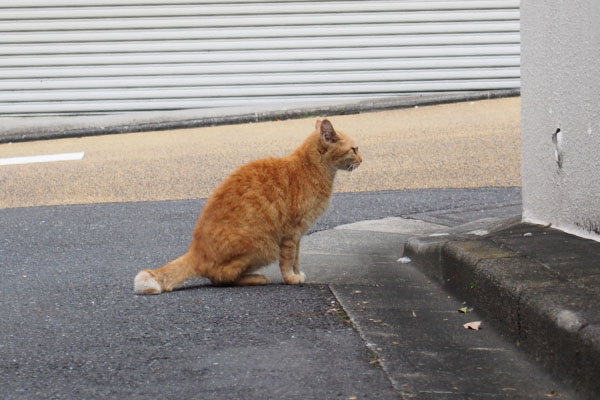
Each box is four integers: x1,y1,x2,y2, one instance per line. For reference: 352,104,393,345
346,162,361,172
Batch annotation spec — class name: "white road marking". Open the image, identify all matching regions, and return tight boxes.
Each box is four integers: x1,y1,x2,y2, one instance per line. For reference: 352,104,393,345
468,229,489,236
0,152,85,166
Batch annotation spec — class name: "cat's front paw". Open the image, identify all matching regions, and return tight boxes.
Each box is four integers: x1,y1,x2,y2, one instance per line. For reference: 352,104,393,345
284,271,306,285
134,270,163,295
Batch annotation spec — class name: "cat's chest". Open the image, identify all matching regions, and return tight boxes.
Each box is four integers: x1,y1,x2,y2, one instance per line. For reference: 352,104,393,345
283,158,334,229
288,193,330,230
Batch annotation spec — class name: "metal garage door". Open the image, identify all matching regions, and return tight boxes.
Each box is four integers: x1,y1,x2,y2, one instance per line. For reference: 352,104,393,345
0,0,520,116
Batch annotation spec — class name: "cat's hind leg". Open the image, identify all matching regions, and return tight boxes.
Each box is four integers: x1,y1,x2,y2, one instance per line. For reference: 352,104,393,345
236,273,271,286
134,253,197,295
206,255,256,286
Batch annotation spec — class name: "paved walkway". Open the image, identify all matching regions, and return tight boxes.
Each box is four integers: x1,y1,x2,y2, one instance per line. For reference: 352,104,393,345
406,216,600,399
0,97,520,209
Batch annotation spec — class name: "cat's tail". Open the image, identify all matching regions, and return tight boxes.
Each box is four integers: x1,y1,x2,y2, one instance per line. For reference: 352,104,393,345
134,252,197,295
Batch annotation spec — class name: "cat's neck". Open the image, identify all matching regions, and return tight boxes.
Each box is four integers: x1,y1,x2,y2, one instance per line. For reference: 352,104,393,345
290,132,337,186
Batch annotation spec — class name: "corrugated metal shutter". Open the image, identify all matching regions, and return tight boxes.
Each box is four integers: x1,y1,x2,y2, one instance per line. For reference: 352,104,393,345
0,0,520,116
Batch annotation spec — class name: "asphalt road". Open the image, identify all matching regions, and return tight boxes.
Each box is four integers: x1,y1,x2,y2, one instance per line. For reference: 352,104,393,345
0,188,525,399
0,98,541,399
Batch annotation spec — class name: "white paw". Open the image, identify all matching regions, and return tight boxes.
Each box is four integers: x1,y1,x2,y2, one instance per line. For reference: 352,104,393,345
298,271,306,283
134,271,162,295
285,271,306,285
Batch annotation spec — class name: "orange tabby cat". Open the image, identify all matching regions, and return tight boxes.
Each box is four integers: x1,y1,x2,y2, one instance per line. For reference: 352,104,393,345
134,119,362,294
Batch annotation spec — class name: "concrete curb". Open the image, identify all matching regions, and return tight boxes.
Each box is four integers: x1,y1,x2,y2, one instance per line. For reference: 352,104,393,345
404,218,600,399
0,89,519,144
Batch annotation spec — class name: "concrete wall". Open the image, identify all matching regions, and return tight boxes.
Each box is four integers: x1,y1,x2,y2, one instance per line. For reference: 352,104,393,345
521,0,600,241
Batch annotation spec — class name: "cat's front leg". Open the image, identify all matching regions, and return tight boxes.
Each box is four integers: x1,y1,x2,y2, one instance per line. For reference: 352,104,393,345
279,236,305,285
292,242,301,275
290,242,306,283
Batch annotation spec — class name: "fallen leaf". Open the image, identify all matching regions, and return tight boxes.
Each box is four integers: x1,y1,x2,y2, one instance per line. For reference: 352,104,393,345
464,321,482,330
392,341,400,345
459,307,473,314
411,310,417,317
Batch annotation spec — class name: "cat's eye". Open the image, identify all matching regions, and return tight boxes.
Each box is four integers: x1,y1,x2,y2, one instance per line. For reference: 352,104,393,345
351,147,358,154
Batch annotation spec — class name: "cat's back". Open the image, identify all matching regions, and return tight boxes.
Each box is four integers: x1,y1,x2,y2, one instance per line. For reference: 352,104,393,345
215,155,290,202
197,155,289,226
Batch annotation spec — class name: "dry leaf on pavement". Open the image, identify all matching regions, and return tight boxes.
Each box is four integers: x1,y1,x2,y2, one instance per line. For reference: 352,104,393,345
463,321,482,330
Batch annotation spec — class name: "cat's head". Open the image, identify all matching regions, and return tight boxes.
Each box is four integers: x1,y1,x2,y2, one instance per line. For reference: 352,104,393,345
316,119,362,172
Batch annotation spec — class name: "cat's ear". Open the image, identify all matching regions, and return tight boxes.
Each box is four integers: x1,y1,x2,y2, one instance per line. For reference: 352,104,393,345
319,119,338,143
